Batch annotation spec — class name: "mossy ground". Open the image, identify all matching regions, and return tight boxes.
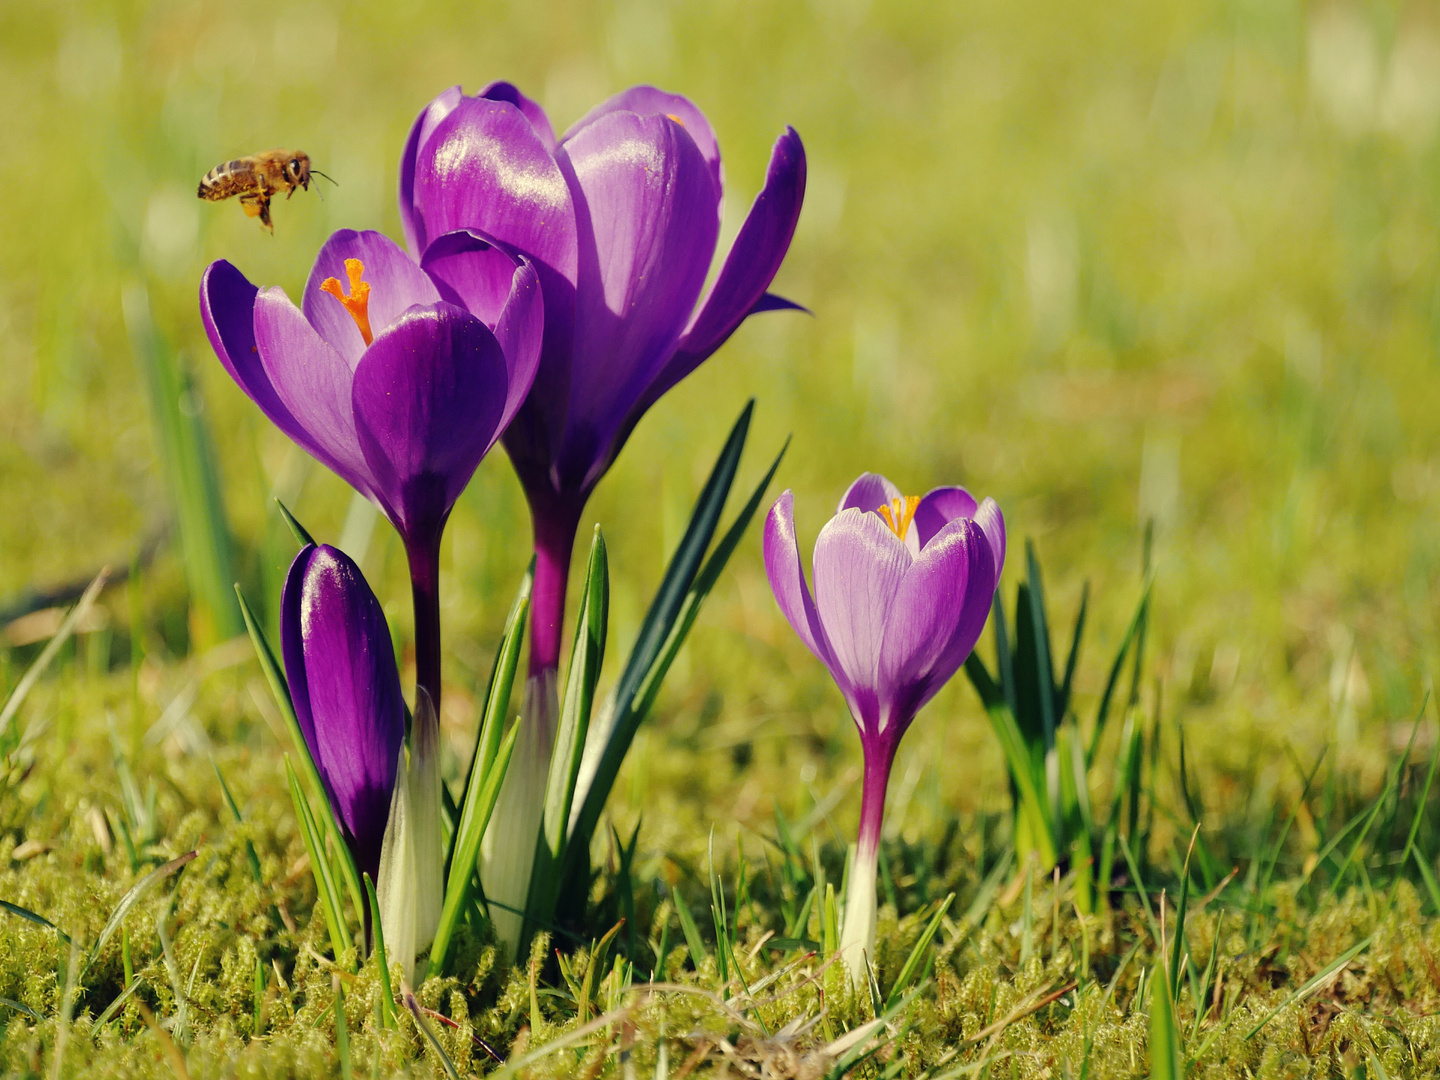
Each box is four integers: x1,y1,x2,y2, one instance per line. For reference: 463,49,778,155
5,0,1440,1074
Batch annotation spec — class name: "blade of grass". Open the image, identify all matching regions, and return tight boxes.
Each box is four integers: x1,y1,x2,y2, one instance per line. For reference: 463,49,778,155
285,756,352,961
0,569,108,739
83,851,196,976
887,893,953,1008
273,499,315,547
1086,580,1152,767
1241,936,1372,1040
565,403,758,856
364,873,395,1029
1148,960,1183,1080
238,585,364,926
671,886,708,967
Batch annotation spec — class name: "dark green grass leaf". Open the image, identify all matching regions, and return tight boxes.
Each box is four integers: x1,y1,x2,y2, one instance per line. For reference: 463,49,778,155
1241,936,1371,1041
273,499,316,548
284,757,352,961
887,893,953,1008
364,873,395,1029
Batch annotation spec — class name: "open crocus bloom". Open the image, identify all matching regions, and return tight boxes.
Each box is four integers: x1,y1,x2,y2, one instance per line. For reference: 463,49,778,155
201,227,543,711
400,81,806,956
764,473,1005,979
280,543,405,883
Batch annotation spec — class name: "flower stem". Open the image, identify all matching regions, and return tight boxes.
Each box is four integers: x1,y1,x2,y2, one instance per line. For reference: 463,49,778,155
840,737,897,982
406,535,443,717
528,499,583,682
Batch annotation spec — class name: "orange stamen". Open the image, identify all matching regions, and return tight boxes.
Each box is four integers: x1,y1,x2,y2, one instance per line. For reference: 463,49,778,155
876,495,920,540
319,258,374,345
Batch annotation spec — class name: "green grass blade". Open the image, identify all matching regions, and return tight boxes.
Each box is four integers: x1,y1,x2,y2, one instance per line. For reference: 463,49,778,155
124,282,240,645
1169,831,1195,999
1086,579,1152,767
364,873,395,1029
0,899,72,944
1148,959,1183,1080
887,893,953,1008
237,584,364,926
983,702,1057,868
284,756,352,961
0,569,108,740
963,653,1004,711
565,403,764,856
544,527,608,860
1024,541,1058,750
333,980,353,1080
274,498,316,548
671,886,708,967
1057,582,1089,719
1390,707,1440,910
709,827,731,986
428,718,522,978
1241,936,1372,1040
83,850,196,976
1414,847,1440,914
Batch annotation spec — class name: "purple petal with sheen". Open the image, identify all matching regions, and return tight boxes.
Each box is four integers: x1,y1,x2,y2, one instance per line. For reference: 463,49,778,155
763,491,833,669
200,260,306,438
414,96,578,288
560,111,720,488
281,544,404,880
252,287,375,498
350,302,510,543
420,228,525,327
839,473,901,515
811,508,911,724
972,497,1007,577
399,85,464,254
564,85,722,197
479,80,557,151
303,230,441,368
635,126,806,414
490,261,544,432
914,487,980,549
877,518,990,728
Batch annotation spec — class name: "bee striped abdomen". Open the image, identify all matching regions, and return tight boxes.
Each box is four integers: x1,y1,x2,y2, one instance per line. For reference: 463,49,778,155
198,160,258,201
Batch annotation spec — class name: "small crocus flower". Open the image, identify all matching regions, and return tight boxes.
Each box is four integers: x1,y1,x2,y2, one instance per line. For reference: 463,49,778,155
400,82,806,953
764,473,1006,980
201,228,544,713
280,543,405,883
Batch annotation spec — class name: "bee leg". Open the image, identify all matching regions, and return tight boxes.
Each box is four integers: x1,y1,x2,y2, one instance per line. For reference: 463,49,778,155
258,197,273,232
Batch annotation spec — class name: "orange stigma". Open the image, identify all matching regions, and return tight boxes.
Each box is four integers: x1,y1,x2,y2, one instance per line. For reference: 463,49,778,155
319,258,373,345
876,495,920,540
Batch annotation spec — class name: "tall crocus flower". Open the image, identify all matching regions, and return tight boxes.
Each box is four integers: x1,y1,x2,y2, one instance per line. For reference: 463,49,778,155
280,544,405,884
764,473,1006,980
399,82,806,950
201,228,543,716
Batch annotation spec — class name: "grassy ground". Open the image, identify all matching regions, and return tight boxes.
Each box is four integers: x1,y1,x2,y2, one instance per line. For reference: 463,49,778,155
3,0,1440,1075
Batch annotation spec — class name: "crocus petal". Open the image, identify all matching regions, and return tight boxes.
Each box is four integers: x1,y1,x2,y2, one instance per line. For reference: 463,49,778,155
478,80,557,151
972,496,1007,577
811,508,911,708
559,111,720,488
350,302,510,543
491,260,545,432
252,287,375,498
750,292,809,315
914,486,980,549
876,518,990,727
281,544,404,879
563,85,722,197
635,126,806,413
302,230,442,367
413,95,578,288
399,84,465,253
839,473,902,515
763,491,833,668
420,228,525,327
201,260,306,437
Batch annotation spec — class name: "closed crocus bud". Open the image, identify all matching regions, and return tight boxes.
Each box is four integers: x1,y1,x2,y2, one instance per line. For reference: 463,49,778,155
764,474,1005,981
280,543,406,884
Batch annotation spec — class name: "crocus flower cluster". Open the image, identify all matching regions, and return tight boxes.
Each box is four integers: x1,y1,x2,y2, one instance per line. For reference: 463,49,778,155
765,474,1005,978
204,82,806,968
398,81,806,950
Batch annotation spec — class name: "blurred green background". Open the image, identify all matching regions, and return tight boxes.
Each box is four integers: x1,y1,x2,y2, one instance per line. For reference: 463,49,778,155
2,0,1438,827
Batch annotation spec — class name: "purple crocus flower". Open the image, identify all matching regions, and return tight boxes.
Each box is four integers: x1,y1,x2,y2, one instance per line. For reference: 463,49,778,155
764,473,1005,978
398,82,806,677
201,228,543,712
280,543,404,882
400,81,806,954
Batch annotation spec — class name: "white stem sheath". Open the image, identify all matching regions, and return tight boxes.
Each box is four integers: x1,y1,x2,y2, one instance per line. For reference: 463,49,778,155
480,670,556,960
839,840,879,985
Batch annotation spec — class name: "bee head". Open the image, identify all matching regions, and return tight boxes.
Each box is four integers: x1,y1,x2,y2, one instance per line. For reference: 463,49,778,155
289,154,312,190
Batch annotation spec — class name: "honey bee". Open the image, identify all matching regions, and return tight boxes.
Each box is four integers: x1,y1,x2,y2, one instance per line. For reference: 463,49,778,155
197,150,332,231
